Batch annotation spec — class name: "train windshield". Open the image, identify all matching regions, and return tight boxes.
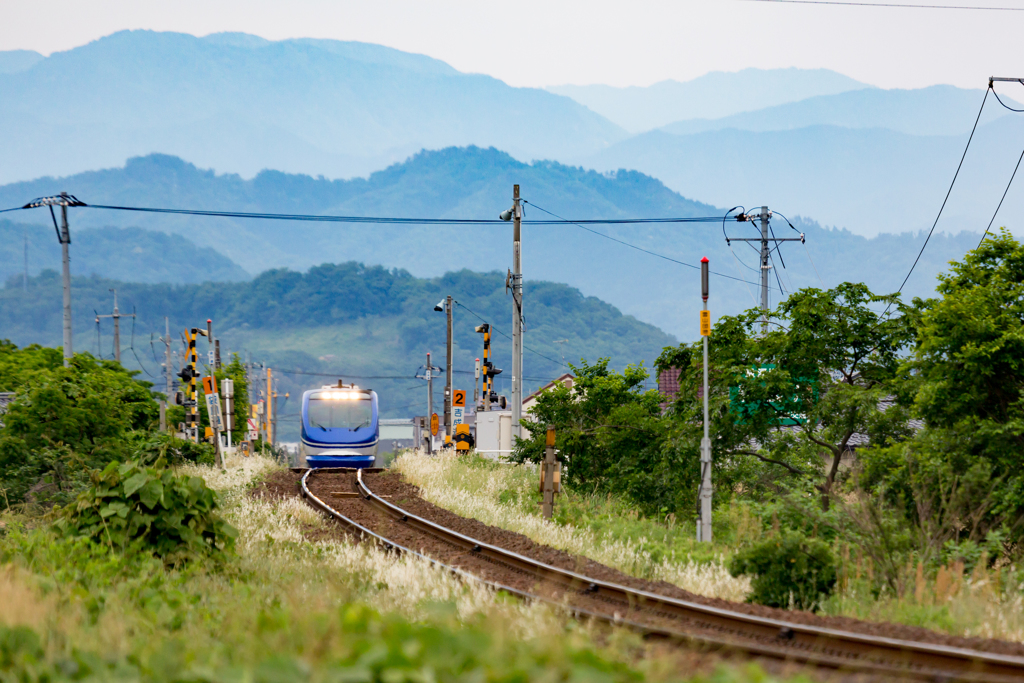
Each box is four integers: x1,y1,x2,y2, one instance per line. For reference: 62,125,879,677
307,395,372,431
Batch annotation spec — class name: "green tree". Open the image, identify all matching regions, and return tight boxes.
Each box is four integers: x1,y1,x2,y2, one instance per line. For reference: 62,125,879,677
661,283,915,509
0,343,159,506
861,229,1024,546
511,359,685,516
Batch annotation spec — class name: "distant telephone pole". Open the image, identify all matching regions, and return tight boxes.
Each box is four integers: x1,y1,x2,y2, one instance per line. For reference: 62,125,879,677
727,206,804,334
22,233,27,292
96,289,135,364
445,294,453,442
510,185,524,441
158,317,172,432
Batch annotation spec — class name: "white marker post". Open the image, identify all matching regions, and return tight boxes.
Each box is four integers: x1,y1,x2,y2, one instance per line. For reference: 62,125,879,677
699,256,712,543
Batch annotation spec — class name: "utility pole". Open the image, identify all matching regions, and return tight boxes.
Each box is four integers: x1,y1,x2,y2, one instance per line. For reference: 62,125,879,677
266,367,274,446
699,257,712,543
510,184,523,442
759,207,770,333
726,207,804,334
23,233,27,292
159,317,172,432
445,294,453,444
59,195,73,366
474,358,481,408
23,193,84,365
425,351,435,453
96,289,135,364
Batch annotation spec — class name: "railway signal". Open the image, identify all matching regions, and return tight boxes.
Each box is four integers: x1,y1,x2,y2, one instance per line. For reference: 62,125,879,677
475,324,502,411
699,257,712,543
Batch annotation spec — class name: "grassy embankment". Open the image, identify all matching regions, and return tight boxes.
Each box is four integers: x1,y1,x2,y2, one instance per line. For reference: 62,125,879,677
395,451,1024,642
0,453,813,683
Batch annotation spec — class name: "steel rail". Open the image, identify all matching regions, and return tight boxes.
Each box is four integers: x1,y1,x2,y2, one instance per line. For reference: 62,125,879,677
300,467,1024,681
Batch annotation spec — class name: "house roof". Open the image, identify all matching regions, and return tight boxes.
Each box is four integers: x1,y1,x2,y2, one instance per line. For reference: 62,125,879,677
523,373,574,406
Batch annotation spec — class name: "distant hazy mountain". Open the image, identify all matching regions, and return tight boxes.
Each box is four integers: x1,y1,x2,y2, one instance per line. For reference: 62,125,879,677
0,221,248,285
660,85,1014,137
547,68,870,133
0,50,42,74
584,113,1024,240
0,31,624,184
0,148,983,339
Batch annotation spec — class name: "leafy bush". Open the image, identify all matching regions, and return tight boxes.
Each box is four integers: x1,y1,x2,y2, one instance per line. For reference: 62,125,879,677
0,343,159,506
729,532,837,610
126,430,216,467
55,459,236,562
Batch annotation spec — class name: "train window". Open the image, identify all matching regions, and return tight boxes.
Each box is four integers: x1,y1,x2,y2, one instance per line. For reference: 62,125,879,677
307,397,372,431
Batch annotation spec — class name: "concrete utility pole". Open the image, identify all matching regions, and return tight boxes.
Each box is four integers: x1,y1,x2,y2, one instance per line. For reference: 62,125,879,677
510,184,524,442
726,207,804,334
159,317,172,432
699,257,712,543
266,367,274,445
96,289,135,364
474,358,481,408
426,351,435,453
59,196,73,365
445,294,453,443
23,193,84,366
760,206,770,329
23,234,27,292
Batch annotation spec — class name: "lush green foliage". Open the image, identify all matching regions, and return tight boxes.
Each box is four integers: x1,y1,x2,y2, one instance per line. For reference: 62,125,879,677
729,532,837,610
659,282,914,509
860,229,1024,550
55,459,236,562
0,343,160,507
512,359,692,516
0,513,805,683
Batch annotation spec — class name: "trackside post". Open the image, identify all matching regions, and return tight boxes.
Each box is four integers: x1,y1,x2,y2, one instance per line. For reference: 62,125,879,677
699,257,712,543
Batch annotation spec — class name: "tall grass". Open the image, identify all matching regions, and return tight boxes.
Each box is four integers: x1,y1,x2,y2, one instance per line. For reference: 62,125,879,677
394,451,751,601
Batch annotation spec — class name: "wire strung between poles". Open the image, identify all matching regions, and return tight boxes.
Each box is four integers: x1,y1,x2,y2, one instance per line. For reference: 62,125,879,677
20,201,726,226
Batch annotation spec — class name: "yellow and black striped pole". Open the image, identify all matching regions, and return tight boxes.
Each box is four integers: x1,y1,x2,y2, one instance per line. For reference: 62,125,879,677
188,328,199,443
475,324,491,411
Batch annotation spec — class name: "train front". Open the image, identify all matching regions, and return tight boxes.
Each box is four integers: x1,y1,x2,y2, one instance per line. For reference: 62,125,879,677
300,384,379,468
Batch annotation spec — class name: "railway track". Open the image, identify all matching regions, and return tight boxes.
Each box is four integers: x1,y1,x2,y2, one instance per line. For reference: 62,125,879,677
299,467,1024,682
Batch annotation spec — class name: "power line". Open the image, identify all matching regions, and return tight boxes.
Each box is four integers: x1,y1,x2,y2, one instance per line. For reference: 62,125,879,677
895,87,989,296
14,200,728,226
991,81,1024,112
978,144,1024,248
740,0,1024,9
524,200,780,293
273,368,419,380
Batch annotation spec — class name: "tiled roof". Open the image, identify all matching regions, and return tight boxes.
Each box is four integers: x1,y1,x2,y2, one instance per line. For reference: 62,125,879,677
658,368,681,402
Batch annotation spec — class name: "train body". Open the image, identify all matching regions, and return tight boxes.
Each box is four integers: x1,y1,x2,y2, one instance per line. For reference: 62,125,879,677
299,383,379,468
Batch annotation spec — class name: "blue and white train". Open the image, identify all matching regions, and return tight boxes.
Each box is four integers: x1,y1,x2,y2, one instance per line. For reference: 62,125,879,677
299,382,379,468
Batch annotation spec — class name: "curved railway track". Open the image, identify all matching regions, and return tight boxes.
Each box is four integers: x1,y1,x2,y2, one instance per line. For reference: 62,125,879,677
299,467,1024,682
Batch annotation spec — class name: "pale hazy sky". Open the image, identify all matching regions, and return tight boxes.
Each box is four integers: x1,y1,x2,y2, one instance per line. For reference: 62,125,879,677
1,0,1021,90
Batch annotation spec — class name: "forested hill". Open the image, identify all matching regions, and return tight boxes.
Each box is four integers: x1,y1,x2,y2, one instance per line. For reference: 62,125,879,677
0,263,676,430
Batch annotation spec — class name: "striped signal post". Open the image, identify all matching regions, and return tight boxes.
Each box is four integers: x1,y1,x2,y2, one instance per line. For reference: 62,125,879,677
475,324,501,411
182,328,201,443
